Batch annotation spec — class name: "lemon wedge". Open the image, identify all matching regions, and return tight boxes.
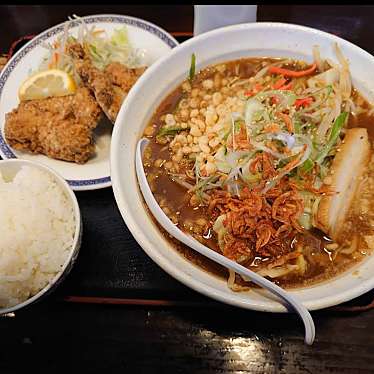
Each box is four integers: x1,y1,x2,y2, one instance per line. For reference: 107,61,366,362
18,69,77,101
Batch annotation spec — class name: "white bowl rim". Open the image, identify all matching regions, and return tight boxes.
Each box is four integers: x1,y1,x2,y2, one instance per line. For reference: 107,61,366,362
0,158,82,315
111,21,374,312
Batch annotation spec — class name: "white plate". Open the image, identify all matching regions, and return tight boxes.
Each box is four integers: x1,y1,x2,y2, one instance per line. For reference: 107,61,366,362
111,22,374,312
0,14,178,191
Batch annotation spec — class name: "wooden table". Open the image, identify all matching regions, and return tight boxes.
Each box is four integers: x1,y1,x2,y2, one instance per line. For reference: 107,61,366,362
2,5,374,373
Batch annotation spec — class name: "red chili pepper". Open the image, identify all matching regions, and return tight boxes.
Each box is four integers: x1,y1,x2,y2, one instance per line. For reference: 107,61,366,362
244,83,263,97
272,77,287,90
278,82,293,90
271,95,280,105
295,97,313,109
268,63,317,78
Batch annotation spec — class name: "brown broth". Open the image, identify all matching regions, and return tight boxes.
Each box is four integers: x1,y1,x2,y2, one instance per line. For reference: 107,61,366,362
142,57,374,289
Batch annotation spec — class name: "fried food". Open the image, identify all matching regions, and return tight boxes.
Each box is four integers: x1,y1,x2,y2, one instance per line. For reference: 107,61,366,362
4,87,102,164
67,42,145,123
105,62,146,93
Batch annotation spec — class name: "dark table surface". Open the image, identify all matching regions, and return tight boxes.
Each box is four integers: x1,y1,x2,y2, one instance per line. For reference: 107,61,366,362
2,5,374,374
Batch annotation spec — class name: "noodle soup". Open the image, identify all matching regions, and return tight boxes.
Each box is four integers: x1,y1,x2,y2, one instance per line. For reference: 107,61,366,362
142,48,374,289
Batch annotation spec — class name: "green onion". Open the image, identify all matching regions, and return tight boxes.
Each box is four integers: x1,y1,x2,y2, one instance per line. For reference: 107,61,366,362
234,120,242,133
315,112,348,164
329,112,348,142
243,172,262,184
157,126,184,137
222,129,231,141
194,175,219,193
293,119,302,134
195,176,219,203
326,84,333,96
299,158,314,174
189,53,196,82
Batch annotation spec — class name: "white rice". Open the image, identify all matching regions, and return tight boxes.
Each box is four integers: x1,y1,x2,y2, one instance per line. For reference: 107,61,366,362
0,165,75,308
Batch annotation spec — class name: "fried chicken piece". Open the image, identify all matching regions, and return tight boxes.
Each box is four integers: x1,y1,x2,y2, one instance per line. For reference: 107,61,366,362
105,62,146,93
4,87,102,164
67,42,146,123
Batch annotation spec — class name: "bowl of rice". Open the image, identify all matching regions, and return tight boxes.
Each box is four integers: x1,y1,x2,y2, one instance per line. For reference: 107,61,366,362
0,159,81,314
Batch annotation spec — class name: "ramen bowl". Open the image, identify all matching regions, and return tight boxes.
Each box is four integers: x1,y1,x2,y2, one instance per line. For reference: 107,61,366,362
111,22,374,312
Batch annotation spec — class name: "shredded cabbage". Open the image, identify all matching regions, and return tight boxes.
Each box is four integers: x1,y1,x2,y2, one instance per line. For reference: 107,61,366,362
39,15,146,81
83,26,144,69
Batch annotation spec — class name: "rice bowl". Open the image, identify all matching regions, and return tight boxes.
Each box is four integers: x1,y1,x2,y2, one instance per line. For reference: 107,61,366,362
0,159,81,314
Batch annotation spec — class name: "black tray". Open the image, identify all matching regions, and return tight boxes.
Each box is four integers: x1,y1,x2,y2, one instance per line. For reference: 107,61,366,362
56,188,211,304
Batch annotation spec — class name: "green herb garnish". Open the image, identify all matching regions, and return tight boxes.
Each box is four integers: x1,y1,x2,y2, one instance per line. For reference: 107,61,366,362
189,53,196,82
315,112,348,164
299,158,314,174
157,126,184,138
234,120,242,133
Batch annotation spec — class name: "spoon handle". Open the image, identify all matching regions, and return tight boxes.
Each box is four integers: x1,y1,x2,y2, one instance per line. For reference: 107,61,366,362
136,138,315,345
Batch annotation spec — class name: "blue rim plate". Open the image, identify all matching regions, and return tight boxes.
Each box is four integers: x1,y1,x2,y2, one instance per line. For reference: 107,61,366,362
0,14,178,191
